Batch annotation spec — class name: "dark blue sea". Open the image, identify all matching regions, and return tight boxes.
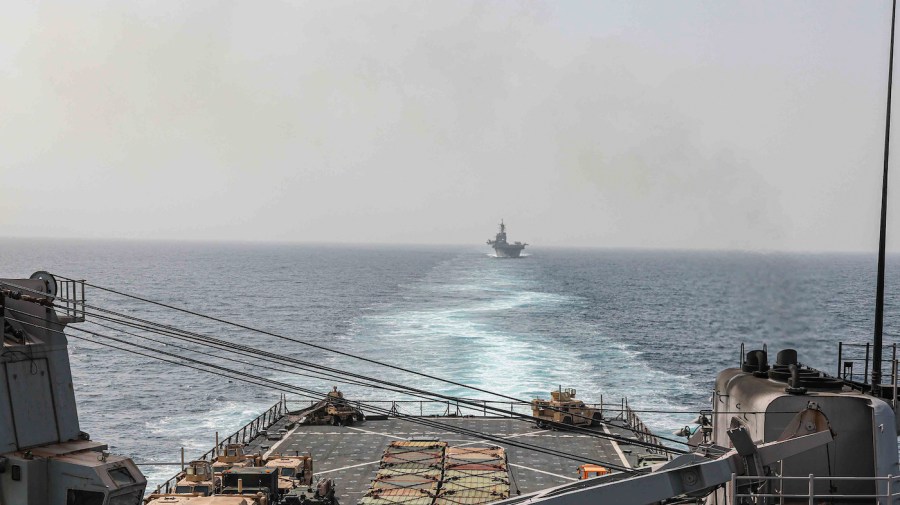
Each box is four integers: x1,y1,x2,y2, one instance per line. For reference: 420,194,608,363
2,239,898,487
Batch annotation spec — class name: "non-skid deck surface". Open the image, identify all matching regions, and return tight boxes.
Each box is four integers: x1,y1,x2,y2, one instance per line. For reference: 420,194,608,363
248,417,656,504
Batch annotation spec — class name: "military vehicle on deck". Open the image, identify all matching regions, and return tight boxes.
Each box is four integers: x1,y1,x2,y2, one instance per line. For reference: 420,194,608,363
301,387,364,426
174,460,216,496
530,387,602,428
282,478,337,505
220,467,278,503
213,444,260,474
264,453,314,493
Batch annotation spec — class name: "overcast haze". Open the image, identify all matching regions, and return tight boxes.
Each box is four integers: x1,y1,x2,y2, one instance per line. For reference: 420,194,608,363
2,1,898,251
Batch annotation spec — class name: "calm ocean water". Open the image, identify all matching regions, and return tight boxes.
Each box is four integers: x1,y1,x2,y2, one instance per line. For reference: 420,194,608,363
1,238,899,487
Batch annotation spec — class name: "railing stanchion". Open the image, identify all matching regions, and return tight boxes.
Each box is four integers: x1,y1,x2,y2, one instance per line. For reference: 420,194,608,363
894,360,899,409
808,474,815,505
866,343,871,385
888,474,894,504
838,342,843,378
893,344,898,384
730,473,736,505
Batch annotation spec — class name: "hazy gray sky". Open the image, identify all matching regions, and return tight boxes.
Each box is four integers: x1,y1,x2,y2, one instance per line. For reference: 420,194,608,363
1,1,896,251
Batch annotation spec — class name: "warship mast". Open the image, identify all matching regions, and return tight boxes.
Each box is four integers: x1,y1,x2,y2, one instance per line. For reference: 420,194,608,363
873,0,896,391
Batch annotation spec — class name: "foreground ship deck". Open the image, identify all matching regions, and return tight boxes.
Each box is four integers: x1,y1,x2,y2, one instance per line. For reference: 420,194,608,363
155,401,665,504
258,418,650,503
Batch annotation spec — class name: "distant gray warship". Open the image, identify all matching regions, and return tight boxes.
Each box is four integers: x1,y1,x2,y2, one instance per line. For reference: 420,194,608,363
487,220,527,258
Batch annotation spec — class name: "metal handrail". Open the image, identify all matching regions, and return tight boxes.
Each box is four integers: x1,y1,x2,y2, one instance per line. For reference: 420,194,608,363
58,278,86,322
731,473,900,504
622,398,669,456
838,341,897,386
285,398,613,419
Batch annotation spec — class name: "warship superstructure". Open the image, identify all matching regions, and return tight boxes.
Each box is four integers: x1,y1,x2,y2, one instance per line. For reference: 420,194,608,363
0,274,147,504
487,221,527,258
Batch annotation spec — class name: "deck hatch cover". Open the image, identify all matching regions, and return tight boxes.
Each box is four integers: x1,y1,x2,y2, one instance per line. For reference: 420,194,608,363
7,358,58,447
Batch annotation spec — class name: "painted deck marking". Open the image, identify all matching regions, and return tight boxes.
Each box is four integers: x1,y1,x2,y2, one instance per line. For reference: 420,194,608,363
455,428,550,448
344,425,406,440
508,463,577,481
602,424,631,469
262,423,302,460
315,459,381,476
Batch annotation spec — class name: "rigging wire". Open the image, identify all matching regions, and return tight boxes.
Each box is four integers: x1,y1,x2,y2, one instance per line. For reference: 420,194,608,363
14,291,662,447
83,317,458,400
1,278,690,449
70,302,690,451
5,314,640,473
1,278,679,444
73,303,689,451
44,277,691,448
64,278,599,401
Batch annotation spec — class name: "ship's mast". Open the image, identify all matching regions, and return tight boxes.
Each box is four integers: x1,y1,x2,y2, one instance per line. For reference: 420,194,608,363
874,0,896,389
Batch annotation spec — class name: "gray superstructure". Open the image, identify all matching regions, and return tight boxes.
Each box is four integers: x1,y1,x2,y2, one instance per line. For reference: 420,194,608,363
487,220,527,258
0,274,146,505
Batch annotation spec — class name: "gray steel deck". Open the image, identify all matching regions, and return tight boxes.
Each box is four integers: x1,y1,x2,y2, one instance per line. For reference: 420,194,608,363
247,416,659,504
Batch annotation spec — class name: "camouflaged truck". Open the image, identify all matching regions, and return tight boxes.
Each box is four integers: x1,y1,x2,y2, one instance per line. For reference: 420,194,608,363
302,387,364,426
173,460,216,496
264,453,313,494
530,387,602,428
212,444,261,475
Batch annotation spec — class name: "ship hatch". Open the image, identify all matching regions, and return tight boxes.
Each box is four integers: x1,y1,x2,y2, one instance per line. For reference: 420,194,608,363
6,358,58,447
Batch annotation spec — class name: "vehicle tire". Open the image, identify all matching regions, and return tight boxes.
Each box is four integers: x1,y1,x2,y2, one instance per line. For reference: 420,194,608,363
590,412,603,427
562,416,573,425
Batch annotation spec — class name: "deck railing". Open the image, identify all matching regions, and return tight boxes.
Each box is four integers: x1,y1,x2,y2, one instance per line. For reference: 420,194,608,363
619,397,670,456
837,341,899,386
285,398,608,419
836,342,900,407
287,397,674,457
152,397,286,494
731,473,900,504
57,278,86,323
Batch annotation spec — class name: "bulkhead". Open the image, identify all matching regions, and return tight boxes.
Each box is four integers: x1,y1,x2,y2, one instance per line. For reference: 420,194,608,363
708,348,899,503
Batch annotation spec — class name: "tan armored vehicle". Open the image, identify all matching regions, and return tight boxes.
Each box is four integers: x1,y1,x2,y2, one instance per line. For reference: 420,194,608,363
173,460,216,496
264,453,314,492
212,444,260,474
303,387,364,426
324,386,361,425
531,387,602,428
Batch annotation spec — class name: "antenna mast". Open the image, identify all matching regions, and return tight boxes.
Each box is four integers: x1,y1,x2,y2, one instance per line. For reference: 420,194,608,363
874,0,897,389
